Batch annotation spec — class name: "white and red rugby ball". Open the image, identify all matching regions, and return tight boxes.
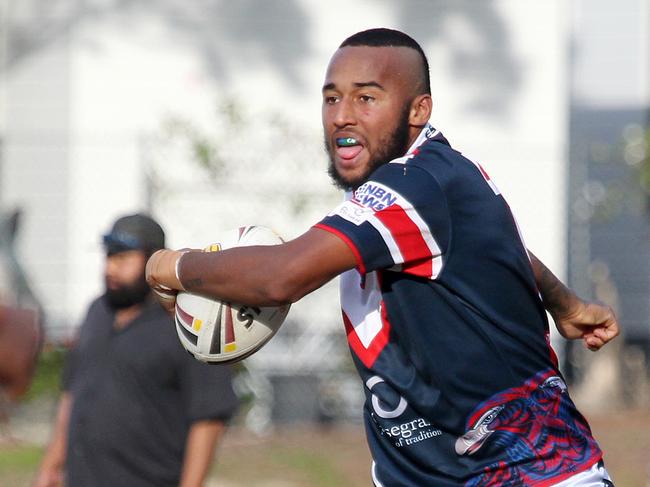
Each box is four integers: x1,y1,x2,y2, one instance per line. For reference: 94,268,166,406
174,226,290,364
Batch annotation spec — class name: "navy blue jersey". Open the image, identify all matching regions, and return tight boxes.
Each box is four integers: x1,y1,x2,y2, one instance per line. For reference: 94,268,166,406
316,125,602,486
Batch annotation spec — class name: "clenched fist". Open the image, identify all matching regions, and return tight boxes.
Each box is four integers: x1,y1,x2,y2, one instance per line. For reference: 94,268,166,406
145,249,186,314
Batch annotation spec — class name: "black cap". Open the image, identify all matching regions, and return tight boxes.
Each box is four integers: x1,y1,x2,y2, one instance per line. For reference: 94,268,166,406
102,213,165,255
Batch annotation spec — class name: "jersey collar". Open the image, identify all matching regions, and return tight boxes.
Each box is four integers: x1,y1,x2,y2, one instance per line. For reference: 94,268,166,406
405,122,448,155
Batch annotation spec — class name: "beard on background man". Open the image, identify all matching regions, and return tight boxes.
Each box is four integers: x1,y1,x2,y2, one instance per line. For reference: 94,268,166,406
105,270,151,309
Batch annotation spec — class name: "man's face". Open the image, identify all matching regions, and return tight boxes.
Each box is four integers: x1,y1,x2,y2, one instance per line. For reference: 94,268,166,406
322,46,417,190
104,250,150,309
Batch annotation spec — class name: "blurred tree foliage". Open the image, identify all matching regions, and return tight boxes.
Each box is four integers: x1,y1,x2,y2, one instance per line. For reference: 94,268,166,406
23,346,68,400
637,128,650,200
146,98,328,218
623,125,650,212
583,124,650,223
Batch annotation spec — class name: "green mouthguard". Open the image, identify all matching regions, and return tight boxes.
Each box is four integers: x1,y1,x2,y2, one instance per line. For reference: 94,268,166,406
337,137,358,147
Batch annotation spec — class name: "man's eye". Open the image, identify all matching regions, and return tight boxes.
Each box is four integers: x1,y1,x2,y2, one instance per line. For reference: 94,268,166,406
324,96,338,104
359,95,375,103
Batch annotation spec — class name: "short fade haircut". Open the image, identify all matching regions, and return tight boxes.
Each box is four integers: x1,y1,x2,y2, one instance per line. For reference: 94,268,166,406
339,28,431,95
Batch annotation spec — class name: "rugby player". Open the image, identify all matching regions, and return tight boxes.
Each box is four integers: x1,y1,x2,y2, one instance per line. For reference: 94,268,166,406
147,28,619,485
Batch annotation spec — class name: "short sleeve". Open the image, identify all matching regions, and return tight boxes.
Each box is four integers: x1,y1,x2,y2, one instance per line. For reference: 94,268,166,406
179,358,239,423
316,163,449,279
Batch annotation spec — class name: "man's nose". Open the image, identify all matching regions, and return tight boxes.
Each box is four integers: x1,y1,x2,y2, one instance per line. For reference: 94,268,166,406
105,257,118,277
333,99,356,128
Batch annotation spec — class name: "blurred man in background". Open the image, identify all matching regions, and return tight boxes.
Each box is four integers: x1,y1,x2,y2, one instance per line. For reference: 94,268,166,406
35,213,238,487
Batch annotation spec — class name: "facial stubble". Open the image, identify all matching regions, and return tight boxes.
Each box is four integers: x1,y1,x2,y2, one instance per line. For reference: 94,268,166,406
326,103,412,190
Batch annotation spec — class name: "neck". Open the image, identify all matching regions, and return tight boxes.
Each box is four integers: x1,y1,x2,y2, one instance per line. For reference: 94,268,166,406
406,128,420,146
114,303,144,329
407,123,427,148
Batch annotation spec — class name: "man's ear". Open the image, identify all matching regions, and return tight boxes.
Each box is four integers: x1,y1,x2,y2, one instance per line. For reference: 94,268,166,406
409,95,433,127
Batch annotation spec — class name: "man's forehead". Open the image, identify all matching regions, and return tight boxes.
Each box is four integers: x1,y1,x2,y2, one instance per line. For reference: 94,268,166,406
107,249,146,260
324,45,419,88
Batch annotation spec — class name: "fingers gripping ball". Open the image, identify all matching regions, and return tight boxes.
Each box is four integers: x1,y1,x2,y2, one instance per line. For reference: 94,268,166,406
174,226,290,364
146,249,186,314
152,287,178,315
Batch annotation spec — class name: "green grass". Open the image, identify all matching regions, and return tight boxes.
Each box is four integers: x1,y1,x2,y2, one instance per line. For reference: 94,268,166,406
0,444,43,472
3,412,648,486
270,447,348,486
1,425,371,487
210,425,372,486
24,347,67,401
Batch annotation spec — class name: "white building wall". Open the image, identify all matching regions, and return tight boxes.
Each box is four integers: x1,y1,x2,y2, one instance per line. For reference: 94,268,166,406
572,0,650,109
0,2,71,331
430,1,569,271
1,1,570,346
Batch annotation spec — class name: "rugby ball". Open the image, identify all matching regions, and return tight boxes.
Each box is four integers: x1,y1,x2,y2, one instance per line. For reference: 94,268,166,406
174,226,290,364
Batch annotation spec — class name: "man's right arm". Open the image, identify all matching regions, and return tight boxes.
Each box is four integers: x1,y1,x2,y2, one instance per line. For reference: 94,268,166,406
146,227,359,312
33,392,72,487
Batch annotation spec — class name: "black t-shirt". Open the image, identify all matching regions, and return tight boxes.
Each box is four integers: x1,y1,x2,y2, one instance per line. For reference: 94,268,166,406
63,295,239,487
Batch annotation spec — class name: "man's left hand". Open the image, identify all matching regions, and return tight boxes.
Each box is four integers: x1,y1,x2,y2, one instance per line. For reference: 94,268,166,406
552,301,620,351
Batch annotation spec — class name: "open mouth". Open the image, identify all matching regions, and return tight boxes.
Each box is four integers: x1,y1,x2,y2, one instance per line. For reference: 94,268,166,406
335,137,363,161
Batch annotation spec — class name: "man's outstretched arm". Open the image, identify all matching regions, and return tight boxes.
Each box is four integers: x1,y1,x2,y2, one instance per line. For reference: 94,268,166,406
145,227,358,313
528,251,619,351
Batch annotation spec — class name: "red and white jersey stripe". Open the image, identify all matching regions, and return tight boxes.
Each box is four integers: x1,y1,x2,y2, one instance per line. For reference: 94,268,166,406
326,181,443,280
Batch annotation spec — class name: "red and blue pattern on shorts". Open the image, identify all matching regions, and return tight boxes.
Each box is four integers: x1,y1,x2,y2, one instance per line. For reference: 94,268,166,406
459,369,603,486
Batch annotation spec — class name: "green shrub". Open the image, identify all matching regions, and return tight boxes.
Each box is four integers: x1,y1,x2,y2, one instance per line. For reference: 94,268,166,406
24,346,68,401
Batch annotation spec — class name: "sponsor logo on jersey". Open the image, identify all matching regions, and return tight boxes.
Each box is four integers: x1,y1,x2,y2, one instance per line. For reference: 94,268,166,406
366,374,443,449
455,405,504,455
541,375,567,392
354,182,398,211
366,375,407,418
332,199,373,226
